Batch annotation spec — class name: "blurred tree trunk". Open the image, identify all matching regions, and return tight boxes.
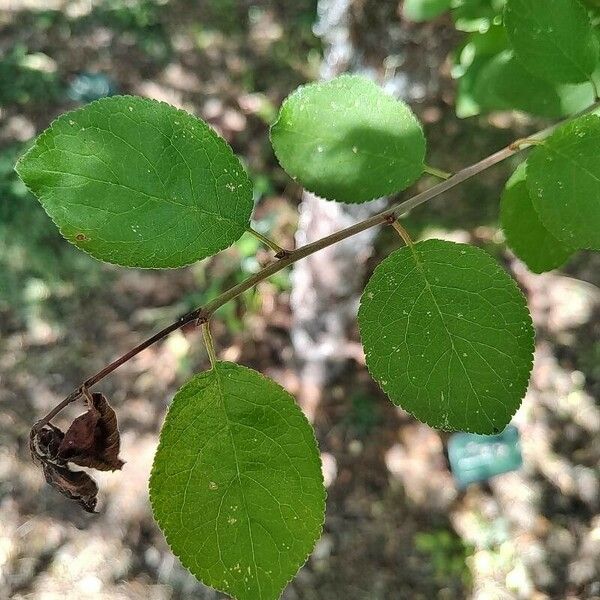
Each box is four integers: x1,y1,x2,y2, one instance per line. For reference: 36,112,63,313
290,0,447,418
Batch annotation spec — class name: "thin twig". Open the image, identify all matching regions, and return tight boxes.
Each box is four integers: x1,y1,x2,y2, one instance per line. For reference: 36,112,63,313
33,101,600,429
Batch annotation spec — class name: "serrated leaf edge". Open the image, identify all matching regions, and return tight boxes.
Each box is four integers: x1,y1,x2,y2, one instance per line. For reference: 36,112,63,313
15,95,254,269
269,74,426,204
358,240,535,434
148,361,326,600
500,161,574,274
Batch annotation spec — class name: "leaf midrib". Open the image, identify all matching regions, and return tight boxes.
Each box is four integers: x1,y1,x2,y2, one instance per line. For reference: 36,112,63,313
214,365,263,600
34,167,244,230
407,245,496,429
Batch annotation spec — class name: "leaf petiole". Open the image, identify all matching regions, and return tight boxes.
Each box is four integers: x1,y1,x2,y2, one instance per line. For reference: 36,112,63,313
201,322,218,369
509,138,545,151
593,77,600,101
423,164,452,180
246,226,290,258
390,219,414,247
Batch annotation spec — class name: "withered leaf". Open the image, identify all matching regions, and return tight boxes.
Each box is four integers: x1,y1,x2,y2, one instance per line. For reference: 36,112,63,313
30,390,125,512
42,461,98,513
30,423,64,463
58,393,124,471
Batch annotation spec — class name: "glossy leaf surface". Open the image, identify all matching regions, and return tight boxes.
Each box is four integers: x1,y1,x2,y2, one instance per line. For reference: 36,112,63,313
501,162,574,273
504,0,598,83
528,114,600,250
270,75,425,203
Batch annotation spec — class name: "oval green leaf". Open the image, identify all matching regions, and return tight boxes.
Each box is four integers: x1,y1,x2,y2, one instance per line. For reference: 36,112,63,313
504,0,599,83
15,96,254,268
527,114,600,250
270,75,426,203
358,240,535,434
474,50,595,118
150,362,325,600
453,25,510,118
403,0,452,21
501,162,574,273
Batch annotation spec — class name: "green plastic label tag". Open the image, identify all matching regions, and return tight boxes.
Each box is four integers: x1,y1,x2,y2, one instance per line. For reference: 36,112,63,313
448,425,523,488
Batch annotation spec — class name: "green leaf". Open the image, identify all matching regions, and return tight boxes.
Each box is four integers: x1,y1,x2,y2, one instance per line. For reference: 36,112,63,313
15,96,254,268
452,25,510,118
403,0,452,21
527,114,600,250
358,240,534,434
270,75,426,203
504,0,599,83
453,24,597,118
150,362,325,600
501,162,574,273
473,50,595,117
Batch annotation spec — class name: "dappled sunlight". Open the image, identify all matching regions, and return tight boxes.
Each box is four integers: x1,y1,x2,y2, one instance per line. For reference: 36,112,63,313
320,451,338,488
385,428,456,509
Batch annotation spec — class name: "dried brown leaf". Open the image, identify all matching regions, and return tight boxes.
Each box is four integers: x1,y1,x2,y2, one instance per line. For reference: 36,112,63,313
42,461,98,513
30,391,124,512
58,393,124,471
30,424,64,463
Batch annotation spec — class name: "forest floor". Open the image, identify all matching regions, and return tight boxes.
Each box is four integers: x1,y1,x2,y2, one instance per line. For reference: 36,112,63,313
1,1,599,599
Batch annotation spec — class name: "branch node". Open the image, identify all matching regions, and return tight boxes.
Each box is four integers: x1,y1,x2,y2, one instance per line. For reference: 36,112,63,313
79,384,93,403
31,419,45,434
509,138,544,151
195,311,209,326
